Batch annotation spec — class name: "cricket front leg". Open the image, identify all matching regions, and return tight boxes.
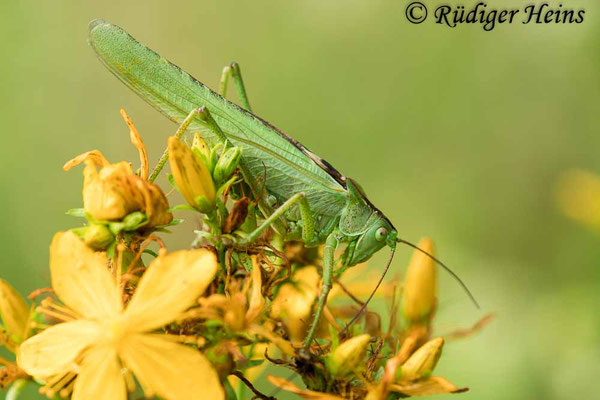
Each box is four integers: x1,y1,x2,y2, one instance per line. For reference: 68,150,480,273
303,231,339,351
218,62,252,111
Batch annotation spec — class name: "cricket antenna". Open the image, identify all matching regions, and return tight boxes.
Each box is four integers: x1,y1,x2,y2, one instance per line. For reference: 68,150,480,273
339,246,396,337
397,238,480,309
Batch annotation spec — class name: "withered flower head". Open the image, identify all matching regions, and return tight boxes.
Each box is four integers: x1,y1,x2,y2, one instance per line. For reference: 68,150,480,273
63,155,172,229
63,111,173,230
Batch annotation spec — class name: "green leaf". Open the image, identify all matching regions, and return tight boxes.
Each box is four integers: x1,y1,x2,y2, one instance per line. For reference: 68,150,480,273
168,204,196,212
167,173,177,188
106,241,117,258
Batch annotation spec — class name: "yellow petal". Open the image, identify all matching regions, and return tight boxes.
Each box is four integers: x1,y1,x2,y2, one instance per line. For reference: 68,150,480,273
72,345,126,400
63,150,110,171
123,249,218,332
120,333,224,400
18,320,100,377
270,266,326,341
0,279,30,342
50,232,122,319
266,375,345,400
120,108,149,181
245,257,265,323
390,376,466,396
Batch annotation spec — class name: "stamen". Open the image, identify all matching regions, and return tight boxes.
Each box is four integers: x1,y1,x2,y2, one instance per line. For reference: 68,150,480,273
41,298,81,319
115,243,126,287
35,306,75,322
40,372,76,398
58,376,76,398
124,369,136,392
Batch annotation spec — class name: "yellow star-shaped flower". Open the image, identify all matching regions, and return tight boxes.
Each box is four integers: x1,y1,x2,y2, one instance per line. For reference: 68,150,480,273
18,231,224,400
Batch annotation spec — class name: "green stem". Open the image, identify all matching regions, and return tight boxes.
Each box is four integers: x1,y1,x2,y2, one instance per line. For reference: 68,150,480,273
7,379,29,400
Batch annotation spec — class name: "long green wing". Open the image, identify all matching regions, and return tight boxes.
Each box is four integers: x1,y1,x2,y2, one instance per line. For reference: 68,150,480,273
88,20,347,231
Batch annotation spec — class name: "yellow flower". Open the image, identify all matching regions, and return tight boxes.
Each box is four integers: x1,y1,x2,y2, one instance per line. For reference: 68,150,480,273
0,279,31,347
556,169,600,229
402,237,437,323
18,231,224,400
168,136,216,212
327,334,371,376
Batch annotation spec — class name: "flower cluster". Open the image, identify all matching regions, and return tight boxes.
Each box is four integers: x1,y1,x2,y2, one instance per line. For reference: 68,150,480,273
0,110,489,399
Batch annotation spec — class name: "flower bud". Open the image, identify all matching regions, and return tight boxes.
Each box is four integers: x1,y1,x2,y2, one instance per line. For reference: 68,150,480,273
82,224,115,250
192,133,211,166
0,279,30,343
213,146,241,185
556,169,600,229
398,337,444,381
402,237,437,323
168,136,216,212
327,334,371,376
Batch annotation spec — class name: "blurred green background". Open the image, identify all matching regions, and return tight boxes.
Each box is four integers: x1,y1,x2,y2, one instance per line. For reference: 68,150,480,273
1,0,599,398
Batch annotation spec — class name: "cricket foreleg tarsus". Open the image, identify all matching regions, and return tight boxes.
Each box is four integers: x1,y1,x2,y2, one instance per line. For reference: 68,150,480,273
240,192,315,245
218,62,252,112
302,231,338,351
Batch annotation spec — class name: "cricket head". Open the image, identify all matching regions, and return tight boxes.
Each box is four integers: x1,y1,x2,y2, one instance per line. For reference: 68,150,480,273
340,179,397,266
344,214,397,266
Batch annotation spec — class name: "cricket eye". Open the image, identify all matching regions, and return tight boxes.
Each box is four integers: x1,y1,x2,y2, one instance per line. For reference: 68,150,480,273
375,227,388,242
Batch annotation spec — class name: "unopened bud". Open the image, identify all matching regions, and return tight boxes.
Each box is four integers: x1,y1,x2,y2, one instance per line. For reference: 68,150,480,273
168,136,216,211
82,224,115,250
398,337,444,381
327,334,371,376
0,279,30,343
402,237,437,323
213,146,241,185
192,133,211,167
556,169,600,229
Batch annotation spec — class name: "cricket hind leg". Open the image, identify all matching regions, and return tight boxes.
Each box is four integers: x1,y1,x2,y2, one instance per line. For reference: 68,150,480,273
218,62,252,112
240,192,316,246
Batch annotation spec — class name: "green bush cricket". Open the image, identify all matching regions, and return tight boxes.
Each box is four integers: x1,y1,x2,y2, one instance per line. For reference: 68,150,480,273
87,20,478,352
